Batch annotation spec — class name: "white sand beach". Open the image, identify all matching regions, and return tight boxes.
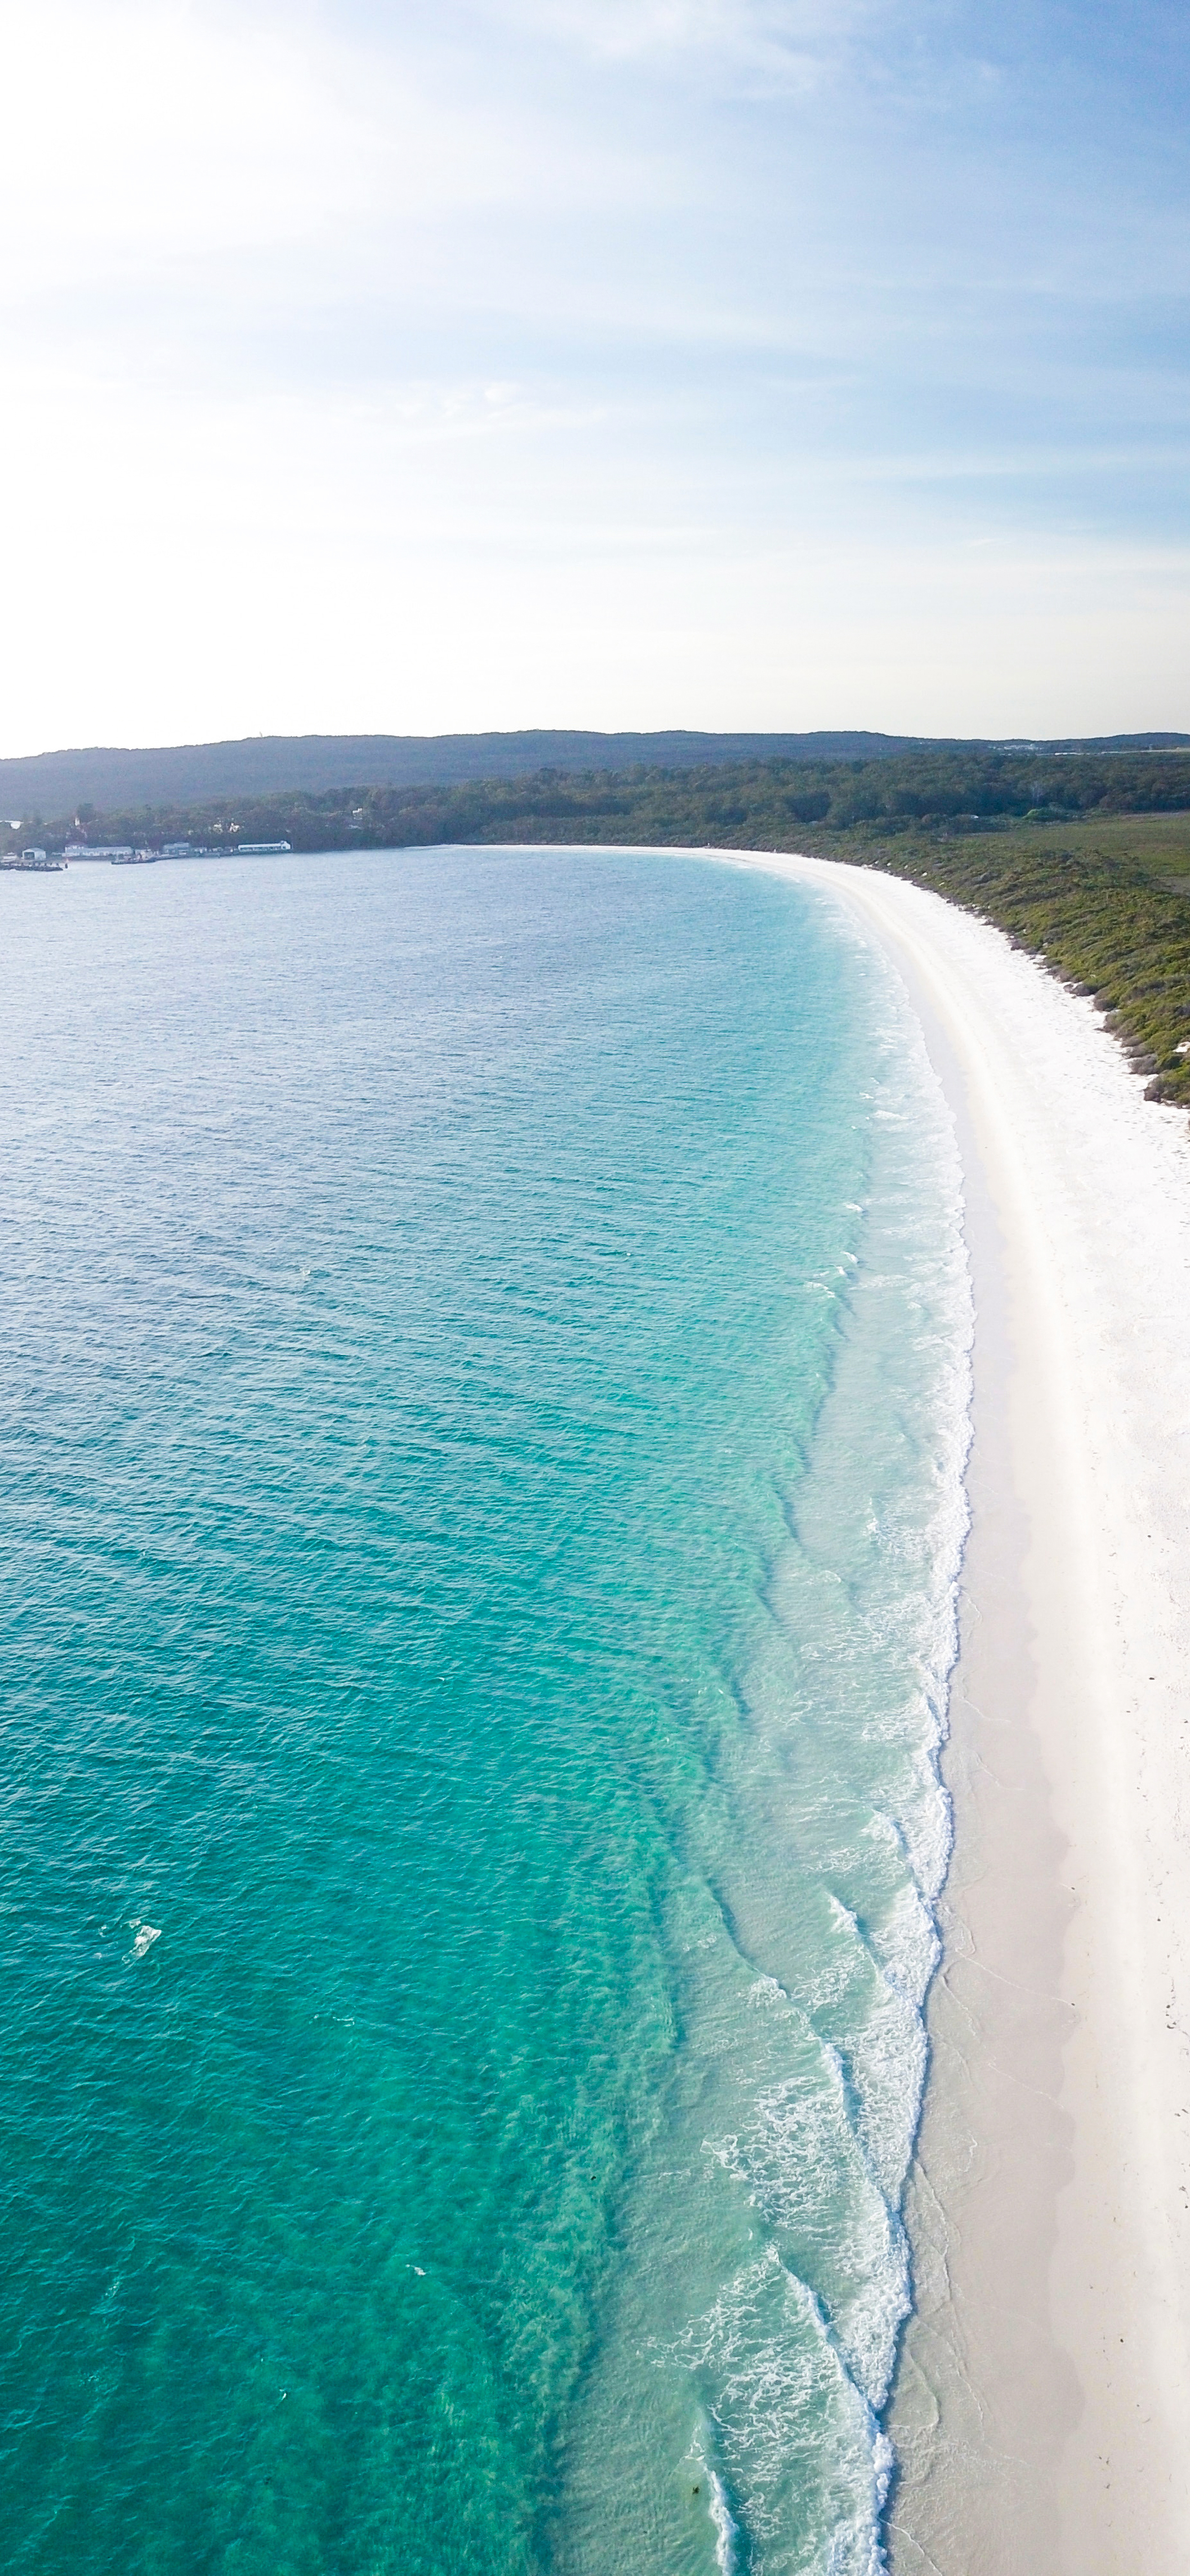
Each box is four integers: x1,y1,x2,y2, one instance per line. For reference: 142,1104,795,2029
741,854,1190,2572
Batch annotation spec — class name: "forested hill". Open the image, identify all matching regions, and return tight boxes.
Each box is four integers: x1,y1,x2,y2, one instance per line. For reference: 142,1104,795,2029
12,741,1190,858
0,727,931,811
2,725,1187,814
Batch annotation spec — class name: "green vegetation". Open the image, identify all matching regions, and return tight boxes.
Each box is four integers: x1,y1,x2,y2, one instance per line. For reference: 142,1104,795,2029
820,813,1190,1109
15,742,1190,863
10,746,1190,1111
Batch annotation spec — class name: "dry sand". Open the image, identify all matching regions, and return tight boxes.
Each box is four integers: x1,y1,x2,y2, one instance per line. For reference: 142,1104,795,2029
732,852,1190,2573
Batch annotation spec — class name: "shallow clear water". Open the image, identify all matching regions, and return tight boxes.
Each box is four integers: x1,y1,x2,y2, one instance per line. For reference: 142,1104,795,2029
0,844,969,2575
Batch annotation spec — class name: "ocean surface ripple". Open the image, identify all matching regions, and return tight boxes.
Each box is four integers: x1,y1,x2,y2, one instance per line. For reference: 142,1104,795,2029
0,845,971,2574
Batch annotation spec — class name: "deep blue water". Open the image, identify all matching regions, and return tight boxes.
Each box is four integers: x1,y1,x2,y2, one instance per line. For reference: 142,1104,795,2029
0,844,969,2575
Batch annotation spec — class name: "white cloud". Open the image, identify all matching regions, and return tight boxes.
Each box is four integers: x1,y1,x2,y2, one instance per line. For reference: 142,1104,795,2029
0,0,1186,747
483,0,880,87
0,3,360,282
0,0,572,306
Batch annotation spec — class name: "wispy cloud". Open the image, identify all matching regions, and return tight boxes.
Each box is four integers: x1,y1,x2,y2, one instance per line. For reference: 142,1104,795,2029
1,0,1189,746
483,0,879,87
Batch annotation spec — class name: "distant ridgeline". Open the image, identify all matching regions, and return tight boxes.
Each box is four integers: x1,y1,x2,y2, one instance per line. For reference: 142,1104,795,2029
2,723,1189,818
5,729,1190,1112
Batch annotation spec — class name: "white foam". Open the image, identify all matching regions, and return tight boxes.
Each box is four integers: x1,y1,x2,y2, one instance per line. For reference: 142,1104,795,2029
704,2041,914,2410
687,2429,743,2575
709,2469,740,2574
685,849,977,2558
681,2246,897,2576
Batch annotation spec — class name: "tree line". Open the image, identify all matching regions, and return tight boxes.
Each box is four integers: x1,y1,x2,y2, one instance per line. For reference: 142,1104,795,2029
8,744,1190,859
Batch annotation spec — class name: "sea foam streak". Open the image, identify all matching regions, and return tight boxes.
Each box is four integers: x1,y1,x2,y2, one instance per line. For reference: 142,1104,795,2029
710,2471,741,2574
680,892,973,2570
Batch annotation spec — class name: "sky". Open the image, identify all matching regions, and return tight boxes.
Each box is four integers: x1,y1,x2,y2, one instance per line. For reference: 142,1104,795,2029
2,0,1188,749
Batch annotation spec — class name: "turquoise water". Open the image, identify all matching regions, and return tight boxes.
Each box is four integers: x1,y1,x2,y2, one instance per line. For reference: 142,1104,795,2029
0,845,969,2575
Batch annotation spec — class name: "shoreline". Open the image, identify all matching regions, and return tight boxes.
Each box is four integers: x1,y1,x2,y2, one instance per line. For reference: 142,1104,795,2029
738,852,1190,2571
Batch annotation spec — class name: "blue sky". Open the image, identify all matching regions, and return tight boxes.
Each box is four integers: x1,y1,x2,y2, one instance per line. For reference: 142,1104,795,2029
3,0,1188,748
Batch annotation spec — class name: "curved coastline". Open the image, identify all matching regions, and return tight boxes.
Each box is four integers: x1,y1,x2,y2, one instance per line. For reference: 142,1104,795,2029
728,850,1190,2572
